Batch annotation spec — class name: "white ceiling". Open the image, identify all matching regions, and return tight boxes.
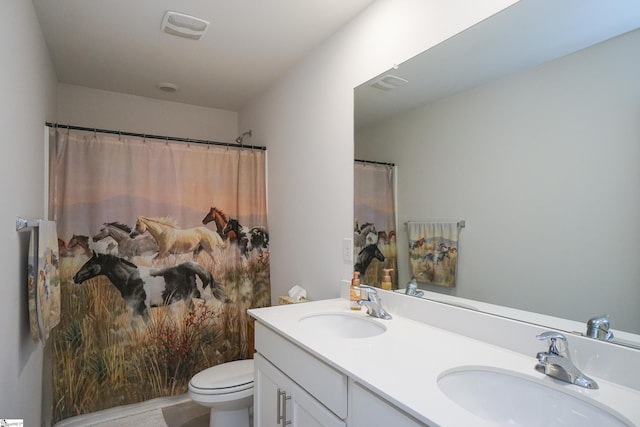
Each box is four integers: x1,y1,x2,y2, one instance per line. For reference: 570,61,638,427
33,0,375,111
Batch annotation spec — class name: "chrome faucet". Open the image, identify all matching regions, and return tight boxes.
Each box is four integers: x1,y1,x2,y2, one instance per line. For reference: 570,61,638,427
586,314,614,341
535,331,598,389
405,279,424,298
358,286,392,320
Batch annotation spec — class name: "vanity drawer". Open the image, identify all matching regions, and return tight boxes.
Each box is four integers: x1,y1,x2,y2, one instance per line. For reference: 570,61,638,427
254,322,348,419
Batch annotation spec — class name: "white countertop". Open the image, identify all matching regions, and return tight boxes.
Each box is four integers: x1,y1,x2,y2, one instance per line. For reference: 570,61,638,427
249,298,640,426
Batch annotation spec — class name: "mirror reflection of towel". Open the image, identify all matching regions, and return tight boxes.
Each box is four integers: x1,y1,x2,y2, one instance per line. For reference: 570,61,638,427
407,222,459,287
28,220,61,343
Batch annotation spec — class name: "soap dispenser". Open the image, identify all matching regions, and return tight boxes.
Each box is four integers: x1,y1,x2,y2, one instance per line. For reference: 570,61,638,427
350,271,361,310
381,269,393,290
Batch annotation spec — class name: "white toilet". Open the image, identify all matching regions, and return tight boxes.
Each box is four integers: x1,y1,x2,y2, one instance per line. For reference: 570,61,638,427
188,359,254,427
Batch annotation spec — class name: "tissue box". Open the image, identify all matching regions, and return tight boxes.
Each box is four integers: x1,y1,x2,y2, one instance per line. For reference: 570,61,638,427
278,296,308,305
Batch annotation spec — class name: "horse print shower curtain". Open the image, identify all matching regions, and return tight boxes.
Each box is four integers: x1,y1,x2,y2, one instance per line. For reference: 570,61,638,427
354,161,398,288
48,128,270,422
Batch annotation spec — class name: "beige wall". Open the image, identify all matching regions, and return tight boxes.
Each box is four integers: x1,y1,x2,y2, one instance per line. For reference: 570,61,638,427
0,1,58,426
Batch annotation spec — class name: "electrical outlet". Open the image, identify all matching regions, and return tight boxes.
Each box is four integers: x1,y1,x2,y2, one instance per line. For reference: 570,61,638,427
343,238,353,263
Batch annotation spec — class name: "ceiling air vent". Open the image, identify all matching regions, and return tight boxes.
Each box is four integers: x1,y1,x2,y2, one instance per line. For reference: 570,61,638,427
161,11,209,40
369,74,408,91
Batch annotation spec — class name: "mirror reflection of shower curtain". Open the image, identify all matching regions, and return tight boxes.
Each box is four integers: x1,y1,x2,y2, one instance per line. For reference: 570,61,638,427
354,161,398,288
47,128,270,423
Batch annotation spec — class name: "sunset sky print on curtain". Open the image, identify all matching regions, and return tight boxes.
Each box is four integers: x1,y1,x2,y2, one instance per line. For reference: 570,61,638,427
354,161,397,288
48,128,270,423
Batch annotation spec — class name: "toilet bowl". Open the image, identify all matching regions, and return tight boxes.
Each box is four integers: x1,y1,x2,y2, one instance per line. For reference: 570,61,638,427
188,359,254,427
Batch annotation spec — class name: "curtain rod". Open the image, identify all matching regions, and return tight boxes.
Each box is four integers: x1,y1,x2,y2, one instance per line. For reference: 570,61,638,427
46,122,266,151
355,158,395,167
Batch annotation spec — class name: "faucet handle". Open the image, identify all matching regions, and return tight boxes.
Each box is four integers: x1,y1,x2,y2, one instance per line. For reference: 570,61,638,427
537,331,567,355
360,286,378,299
586,314,614,341
358,286,392,320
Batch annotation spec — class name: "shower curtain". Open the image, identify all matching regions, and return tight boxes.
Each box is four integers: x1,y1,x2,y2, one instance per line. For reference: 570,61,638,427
47,128,270,422
354,161,397,287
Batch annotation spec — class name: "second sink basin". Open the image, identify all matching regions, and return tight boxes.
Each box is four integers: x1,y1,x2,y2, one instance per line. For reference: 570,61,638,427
438,366,632,427
299,312,386,339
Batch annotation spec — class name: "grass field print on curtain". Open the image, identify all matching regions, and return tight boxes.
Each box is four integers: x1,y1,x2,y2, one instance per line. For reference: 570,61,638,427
48,129,270,422
354,161,397,288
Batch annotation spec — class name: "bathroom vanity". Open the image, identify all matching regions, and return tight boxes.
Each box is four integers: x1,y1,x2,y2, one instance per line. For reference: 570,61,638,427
248,290,640,426
253,319,422,426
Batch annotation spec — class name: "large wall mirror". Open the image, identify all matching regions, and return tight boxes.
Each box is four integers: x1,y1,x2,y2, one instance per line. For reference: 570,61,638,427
354,0,640,348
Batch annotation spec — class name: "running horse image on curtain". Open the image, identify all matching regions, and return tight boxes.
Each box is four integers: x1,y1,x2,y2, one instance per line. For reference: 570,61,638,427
354,161,398,288
48,128,270,423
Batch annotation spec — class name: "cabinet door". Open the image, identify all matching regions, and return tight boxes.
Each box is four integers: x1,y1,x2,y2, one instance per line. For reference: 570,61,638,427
254,322,347,418
349,380,429,427
288,379,345,427
255,353,345,427
255,354,281,427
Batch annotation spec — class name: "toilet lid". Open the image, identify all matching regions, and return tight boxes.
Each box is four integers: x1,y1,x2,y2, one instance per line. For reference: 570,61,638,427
189,359,254,395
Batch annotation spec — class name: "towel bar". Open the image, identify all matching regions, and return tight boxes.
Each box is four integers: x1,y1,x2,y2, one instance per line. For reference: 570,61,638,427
16,216,43,232
404,220,466,229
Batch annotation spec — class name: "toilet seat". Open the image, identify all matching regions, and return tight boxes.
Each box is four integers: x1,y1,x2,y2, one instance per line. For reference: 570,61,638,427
189,359,254,396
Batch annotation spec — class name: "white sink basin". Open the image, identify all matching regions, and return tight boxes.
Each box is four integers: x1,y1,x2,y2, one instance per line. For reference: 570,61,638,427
438,366,632,427
299,312,386,339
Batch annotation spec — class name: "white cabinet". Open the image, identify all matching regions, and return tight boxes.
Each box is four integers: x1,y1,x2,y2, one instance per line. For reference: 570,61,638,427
253,321,429,427
254,353,279,427
254,322,348,419
348,380,429,427
255,354,345,427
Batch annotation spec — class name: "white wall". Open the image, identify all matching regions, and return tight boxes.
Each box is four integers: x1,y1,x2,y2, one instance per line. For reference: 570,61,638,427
2,16,239,427
356,29,640,332
0,1,58,426
57,84,238,142
0,2,519,423
239,0,518,303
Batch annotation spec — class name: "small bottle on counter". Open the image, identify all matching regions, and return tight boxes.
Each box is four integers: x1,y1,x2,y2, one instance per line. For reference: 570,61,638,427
381,268,393,291
350,271,361,310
